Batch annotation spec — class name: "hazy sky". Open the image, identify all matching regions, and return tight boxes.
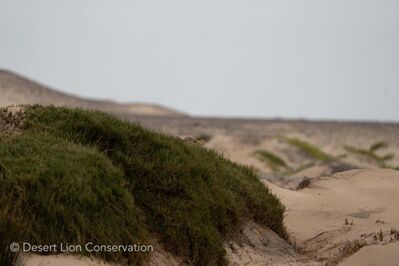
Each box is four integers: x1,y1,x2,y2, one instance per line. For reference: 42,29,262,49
0,0,398,121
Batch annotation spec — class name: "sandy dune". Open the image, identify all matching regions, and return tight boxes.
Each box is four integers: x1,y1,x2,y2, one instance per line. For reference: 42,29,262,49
0,70,183,117
16,254,116,266
340,242,399,266
265,168,399,265
18,221,313,266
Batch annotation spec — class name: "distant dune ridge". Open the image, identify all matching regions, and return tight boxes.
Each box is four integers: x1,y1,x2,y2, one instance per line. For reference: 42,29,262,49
0,70,184,117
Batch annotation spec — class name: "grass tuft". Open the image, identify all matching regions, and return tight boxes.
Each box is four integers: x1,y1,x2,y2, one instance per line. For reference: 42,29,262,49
369,141,388,152
345,141,394,168
283,138,330,161
252,150,287,171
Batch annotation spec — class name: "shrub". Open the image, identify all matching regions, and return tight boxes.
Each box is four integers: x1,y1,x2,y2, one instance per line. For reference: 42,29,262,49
252,150,287,171
283,138,330,161
0,105,287,266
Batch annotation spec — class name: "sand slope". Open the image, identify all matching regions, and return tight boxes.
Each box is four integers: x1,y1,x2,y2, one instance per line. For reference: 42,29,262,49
265,168,399,265
17,221,310,266
340,242,399,266
16,255,116,266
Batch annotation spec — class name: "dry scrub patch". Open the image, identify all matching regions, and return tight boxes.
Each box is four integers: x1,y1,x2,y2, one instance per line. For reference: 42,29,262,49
0,106,25,134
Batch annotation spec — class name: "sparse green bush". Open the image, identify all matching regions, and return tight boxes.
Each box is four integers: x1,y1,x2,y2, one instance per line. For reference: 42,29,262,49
345,141,394,168
370,141,388,152
283,138,330,161
252,150,287,171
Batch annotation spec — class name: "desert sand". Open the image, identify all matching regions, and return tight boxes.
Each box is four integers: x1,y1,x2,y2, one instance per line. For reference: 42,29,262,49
16,255,116,266
339,242,399,266
265,168,399,265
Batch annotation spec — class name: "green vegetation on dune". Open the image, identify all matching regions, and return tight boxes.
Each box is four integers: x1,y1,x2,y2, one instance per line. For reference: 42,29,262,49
252,150,287,171
345,141,394,168
0,133,147,265
0,105,287,266
369,141,388,152
283,137,330,161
